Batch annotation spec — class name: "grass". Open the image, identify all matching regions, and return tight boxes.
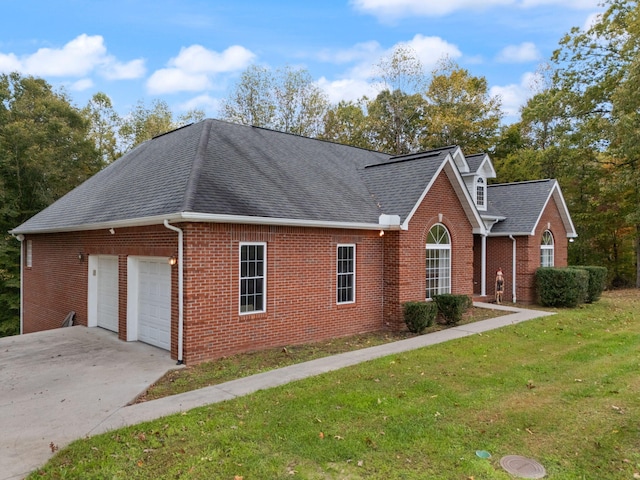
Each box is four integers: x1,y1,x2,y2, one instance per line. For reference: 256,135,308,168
136,306,505,402
29,290,640,479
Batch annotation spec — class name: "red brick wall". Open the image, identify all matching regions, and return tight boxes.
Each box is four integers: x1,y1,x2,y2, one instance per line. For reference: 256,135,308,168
21,226,177,344
383,169,475,329
181,224,384,364
485,195,569,304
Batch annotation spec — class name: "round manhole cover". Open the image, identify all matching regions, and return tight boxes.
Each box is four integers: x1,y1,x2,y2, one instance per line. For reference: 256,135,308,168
500,455,546,478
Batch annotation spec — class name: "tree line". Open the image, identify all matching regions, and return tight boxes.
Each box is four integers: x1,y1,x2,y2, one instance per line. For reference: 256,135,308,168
0,0,637,336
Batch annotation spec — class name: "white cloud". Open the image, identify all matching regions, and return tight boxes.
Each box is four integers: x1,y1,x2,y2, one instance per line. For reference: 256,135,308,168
403,34,462,69
490,71,538,121
70,78,94,91
0,34,146,80
147,69,212,95
147,44,255,95
496,42,541,63
169,44,255,74
350,0,512,19
178,94,221,114
103,59,146,80
317,77,379,104
351,0,600,20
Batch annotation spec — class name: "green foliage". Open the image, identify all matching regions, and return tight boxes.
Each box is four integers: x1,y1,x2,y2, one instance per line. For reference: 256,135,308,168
573,266,608,303
0,73,101,336
402,301,437,334
222,64,329,138
535,267,589,308
432,294,472,325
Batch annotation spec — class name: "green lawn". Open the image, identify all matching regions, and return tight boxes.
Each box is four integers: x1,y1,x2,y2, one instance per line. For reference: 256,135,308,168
29,291,640,479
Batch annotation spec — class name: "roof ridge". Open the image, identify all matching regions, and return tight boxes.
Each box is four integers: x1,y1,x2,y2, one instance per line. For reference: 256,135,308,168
182,120,212,212
488,178,554,187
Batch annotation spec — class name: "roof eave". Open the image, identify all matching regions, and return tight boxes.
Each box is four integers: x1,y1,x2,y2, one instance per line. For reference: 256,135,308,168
10,212,401,236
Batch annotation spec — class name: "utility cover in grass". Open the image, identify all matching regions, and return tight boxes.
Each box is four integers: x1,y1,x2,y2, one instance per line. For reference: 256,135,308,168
499,455,546,478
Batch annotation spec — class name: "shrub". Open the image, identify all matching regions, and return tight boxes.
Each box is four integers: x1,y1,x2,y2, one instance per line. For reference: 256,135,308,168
433,294,472,326
576,266,607,303
535,267,589,308
402,301,437,334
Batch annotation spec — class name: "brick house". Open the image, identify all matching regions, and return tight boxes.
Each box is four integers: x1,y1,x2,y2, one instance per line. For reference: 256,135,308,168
11,119,576,364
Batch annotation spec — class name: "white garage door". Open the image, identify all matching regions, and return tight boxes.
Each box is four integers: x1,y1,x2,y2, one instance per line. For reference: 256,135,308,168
138,259,171,350
97,256,119,332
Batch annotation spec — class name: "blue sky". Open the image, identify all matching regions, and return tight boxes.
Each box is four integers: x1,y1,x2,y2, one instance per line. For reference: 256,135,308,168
1,0,603,125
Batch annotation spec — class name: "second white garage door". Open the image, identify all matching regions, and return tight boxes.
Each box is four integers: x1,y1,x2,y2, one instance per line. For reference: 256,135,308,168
137,259,171,351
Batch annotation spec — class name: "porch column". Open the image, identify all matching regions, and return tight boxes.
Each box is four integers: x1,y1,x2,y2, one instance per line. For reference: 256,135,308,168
481,234,487,296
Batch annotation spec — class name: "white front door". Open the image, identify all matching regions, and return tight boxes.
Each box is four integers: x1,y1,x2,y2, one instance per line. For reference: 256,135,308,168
137,259,171,350
96,255,119,332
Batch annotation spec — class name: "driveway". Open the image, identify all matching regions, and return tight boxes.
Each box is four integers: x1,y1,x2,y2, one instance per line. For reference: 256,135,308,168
0,326,178,480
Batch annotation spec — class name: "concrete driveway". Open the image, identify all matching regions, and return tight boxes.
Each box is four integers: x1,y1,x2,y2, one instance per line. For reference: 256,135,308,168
0,326,178,480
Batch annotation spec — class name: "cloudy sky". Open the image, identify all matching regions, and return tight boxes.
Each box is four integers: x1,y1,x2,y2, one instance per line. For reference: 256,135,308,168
1,0,602,124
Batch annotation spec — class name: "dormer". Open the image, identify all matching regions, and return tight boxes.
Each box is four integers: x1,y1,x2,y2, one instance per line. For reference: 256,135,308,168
462,153,496,212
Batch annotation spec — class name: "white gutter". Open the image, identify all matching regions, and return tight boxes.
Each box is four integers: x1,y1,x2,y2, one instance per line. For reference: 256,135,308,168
509,235,517,303
12,212,401,236
14,234,25,334
163,220,184,365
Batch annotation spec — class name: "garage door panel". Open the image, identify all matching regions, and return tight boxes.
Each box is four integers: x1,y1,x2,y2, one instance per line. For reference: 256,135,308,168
138,260,171,351
97,256,119,332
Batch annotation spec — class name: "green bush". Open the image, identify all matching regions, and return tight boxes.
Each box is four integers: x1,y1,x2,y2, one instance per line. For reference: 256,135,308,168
433,294,472,326
575,266,607,303
535,267,589,308
402,301,437,334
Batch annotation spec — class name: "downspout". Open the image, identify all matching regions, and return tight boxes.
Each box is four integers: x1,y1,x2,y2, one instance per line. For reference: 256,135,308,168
509,235,517,303
480,234,487,296
14,234,25,334
164,220,184,365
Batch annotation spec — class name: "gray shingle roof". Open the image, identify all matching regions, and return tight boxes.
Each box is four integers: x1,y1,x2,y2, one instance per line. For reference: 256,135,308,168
11,119,574,238
488,179,557,235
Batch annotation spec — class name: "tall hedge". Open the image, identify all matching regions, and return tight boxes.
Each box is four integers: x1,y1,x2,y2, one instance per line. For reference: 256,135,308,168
535,267,589,308
402,301,437,334
574,266,607,303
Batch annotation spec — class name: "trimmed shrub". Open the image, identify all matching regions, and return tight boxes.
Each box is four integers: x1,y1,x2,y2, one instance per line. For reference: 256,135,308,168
433,294,472,326
576,266,607,303
402,301,437,334
535,267,589,308
402,302,438,333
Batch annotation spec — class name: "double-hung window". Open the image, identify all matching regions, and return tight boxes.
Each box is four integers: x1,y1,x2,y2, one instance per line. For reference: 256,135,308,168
476,178,486,209
426,224,451,299
540,230,554,267
337,244,355,304
239,242,266,314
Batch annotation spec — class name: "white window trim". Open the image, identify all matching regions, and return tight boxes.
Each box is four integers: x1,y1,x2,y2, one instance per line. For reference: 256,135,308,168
426,223,451,299
337,244,356,305
239,242,267,315
540,230,555,267
26,240,32,268
476,177,486,209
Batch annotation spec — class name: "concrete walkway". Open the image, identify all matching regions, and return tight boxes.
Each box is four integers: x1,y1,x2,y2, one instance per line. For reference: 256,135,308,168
92,303,554,433
3,303,553,480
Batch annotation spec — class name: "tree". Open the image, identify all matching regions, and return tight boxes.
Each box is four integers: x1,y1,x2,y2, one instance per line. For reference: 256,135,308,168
83,92,121,165
553,0,640,287
368,46,427,154
119,99,175,152
222,65,329,138
422,58,502,153
321,99,371,149
0,73,101,335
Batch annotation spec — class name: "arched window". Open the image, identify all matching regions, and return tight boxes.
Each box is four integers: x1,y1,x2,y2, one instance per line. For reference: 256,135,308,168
426,224,451,299
540,230,554,267
476,177,486,208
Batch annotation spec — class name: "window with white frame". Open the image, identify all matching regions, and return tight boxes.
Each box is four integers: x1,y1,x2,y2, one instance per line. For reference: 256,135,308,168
239,243,266,313
426,224,451,299
540,230,554,267
476,177,486,208
26,239,33,268
337,244,355,304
